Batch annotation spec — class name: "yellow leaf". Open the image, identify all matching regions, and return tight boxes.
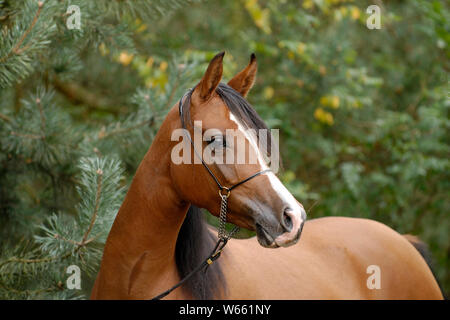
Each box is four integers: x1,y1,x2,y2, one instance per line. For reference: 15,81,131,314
330,96,340,109
137,23,148,33
99,43,109,56
146,57,154,68
350,6,361,20
119,52,134,66
314,108,334,125
302,0,314,10
159,61,168,72
320,96,329,106
245,0,271,34
297,42,306,54
263,86,274,100
320,95,340,109
326,112,334,125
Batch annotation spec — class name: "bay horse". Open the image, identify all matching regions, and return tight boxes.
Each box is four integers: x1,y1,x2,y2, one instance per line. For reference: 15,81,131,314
91,52,443,300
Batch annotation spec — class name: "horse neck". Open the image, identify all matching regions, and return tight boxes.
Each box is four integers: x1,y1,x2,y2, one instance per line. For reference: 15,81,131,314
95,108,190,298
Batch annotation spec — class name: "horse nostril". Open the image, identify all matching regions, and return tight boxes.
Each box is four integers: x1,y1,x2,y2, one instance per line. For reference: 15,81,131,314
282,209,293,232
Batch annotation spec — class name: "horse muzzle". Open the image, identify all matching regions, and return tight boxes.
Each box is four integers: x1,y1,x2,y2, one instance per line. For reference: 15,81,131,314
255,206,306,248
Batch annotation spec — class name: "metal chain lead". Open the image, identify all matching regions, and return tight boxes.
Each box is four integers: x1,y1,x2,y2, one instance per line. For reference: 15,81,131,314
218,192,240,241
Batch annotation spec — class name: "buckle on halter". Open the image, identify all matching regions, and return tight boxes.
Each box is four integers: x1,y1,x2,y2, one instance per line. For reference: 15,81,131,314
212,249,222,258
207,248,224,265
219,187,231,199
208,252,220,264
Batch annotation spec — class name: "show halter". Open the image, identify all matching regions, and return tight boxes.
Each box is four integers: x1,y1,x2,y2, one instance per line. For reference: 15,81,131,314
151,89,270,300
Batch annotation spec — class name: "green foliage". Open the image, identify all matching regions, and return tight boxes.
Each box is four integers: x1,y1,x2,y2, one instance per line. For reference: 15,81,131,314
0,157,124,299
0,0,57,87
0,0,198,299
0,0,448,298
2,88,79,166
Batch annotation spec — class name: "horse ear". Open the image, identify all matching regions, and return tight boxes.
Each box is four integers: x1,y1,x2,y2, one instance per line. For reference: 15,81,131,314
227,53,257,97
195,52,224,101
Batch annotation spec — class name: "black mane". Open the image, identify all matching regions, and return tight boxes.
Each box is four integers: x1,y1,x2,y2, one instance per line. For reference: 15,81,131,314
175,206,223,299
175,82,277,299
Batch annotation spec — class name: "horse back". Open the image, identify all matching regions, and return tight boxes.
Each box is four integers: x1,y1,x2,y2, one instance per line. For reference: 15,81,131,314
219,217,444,299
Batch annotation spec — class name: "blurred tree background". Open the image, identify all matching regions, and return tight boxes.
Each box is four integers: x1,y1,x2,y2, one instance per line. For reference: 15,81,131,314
0,0,448,298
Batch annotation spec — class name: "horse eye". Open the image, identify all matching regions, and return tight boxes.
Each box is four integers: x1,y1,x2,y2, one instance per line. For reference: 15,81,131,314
208,135,226,148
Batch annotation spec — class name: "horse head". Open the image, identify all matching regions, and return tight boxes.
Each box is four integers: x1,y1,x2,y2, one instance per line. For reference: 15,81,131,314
170,52,306,248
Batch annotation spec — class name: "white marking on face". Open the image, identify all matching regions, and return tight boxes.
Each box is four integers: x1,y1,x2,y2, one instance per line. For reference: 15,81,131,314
228,113,305,245
229,113,269,170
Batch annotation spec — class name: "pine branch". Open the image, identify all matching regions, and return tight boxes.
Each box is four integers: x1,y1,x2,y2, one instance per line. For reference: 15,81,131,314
0,281,61,296
0,1,44,64
10,131,45,140
36,97,46,132
0,113,12,123
0,251,72,269
0,0,57,88
0,50,197,298
0,157,124,298
52,78,121,115
80,169,103,245
0,256,58,268
97,119,154,140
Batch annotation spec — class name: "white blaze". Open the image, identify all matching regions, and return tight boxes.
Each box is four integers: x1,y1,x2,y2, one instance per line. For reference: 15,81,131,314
228,113,305,225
